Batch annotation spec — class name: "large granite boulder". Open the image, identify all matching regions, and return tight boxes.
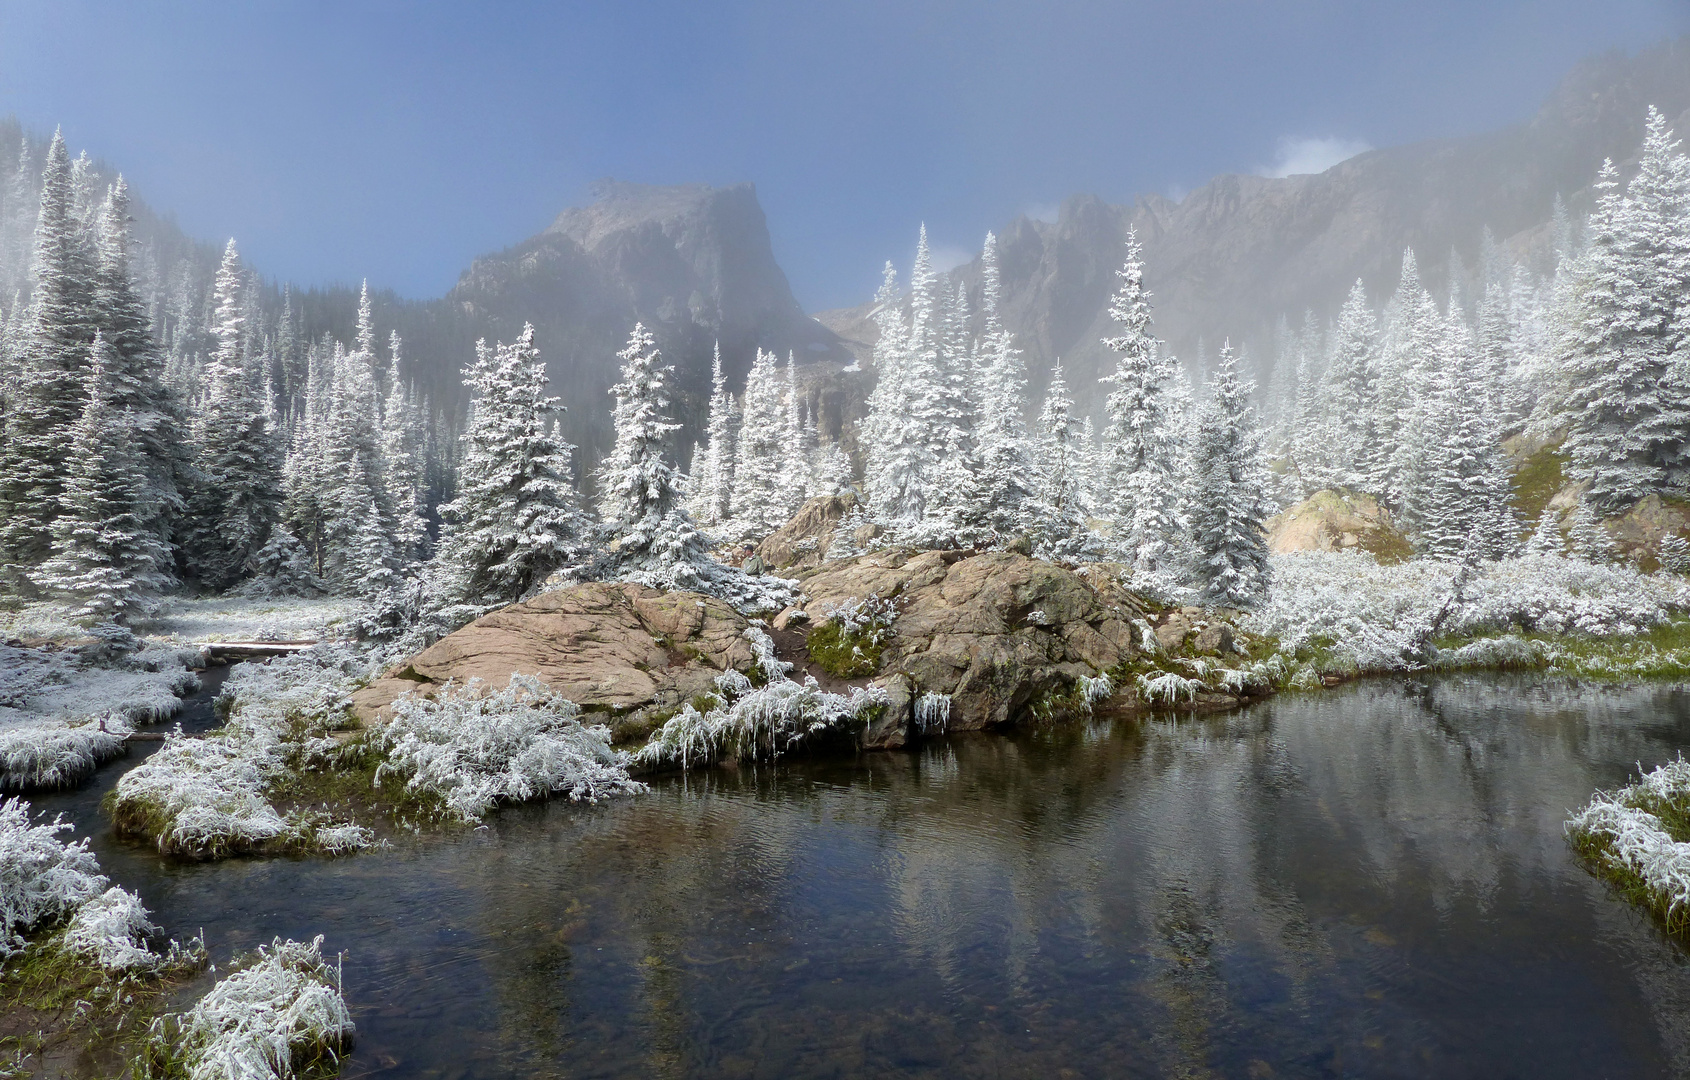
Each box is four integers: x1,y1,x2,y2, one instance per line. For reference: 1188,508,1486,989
1266,490,1412,563
787,548,1154,737
753,494,858,571
351,583,753,740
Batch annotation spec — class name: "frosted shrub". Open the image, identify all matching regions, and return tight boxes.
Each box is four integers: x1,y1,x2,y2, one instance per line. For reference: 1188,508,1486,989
1245,551,1690,673
0,798,108,956
1662,535,1690,574
635,628,886,770
1078,672,1115,711
372,675,645,822
1568,757,1690,932
147,936,354,1080
915,691,951,731
807,596,897,679
61,885,162,972
1137,672,1203,705
110,729,297,858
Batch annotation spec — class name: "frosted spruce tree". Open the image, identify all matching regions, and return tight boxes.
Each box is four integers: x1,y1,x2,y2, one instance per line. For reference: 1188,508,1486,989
382,331,431,569
1413,319,1519,560
432,324,587,611
595,324,711,585
1326,280,1381,491
594,324,793,610
1189,343,1271,608
689,341,736,526
0,130,97,567
729,348,790,541
1553,109,1690,510
35,334,173,619
183,240,282,589
1098,229,1187,591
1033,361,1095,558
973,231,1042,540
91,176,182,574
862,260,923,524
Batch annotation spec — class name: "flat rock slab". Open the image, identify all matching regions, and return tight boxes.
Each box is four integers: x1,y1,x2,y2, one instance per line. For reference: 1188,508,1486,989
352,582,753,725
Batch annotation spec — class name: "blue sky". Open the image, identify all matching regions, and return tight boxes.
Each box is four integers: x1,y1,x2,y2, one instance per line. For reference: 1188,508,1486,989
0,1,1685,311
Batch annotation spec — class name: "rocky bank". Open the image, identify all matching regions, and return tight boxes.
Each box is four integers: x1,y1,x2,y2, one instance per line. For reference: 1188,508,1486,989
355,548,1259,754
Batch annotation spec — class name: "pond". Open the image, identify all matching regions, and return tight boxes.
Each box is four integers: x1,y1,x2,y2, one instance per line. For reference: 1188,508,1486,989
31,672,1690,1078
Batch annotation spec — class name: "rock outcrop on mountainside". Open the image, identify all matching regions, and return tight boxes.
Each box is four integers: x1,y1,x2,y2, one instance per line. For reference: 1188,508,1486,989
357,547,1260,753
438,181,856,461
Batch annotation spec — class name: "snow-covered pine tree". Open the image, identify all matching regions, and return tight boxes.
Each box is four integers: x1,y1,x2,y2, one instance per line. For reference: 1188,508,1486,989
317,285,398,593
1412,318,1519,560
0,130,98,567
972,231,1042,540
918,271,988,546
182,240,283,589
1327,279,1382,491
1475,279,1525,439
1565,499,1613,563
1380,248,1447,526
1189,342,1271,608
862,260,920,524
729,348,789,540
1032,360,1094,558
91,176,181,579
1555,110,1690,509
782,352,810,515
382,331,430,569
1288,311,1332,497
34,333,173,619
432,324,587,608
811,438,853,498
594,323,716,589
690,341,735,526
1525,506,1564,556
1098,229,1187,589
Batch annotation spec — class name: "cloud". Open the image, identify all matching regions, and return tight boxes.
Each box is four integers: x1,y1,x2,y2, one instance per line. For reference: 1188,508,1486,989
1256,136,1373,179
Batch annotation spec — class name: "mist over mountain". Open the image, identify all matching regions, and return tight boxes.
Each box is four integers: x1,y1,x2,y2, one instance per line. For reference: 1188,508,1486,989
821,37,1690,413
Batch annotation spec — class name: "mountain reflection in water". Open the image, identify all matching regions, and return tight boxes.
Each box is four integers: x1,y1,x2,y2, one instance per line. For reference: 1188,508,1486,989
40,674,1690,1078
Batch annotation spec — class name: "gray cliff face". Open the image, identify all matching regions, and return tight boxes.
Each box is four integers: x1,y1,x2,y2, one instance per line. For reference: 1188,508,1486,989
441,181,851,471
821,40,1690,418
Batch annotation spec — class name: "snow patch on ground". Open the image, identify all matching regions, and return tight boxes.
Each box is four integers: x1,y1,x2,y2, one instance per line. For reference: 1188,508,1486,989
0,640,201,791
134,596,362,644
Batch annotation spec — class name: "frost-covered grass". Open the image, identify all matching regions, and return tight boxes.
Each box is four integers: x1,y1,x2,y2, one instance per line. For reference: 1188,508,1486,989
1568,756,1690,934
805,595,897,679
133,596,362,645
366,675,646,822
142,936,353,1080
1244,551,1690,681
634,627,886,770
0,796,207,1071
106,646,377,860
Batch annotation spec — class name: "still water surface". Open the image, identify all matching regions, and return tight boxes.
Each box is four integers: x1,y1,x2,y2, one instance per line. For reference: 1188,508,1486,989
33,672,1690,1078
